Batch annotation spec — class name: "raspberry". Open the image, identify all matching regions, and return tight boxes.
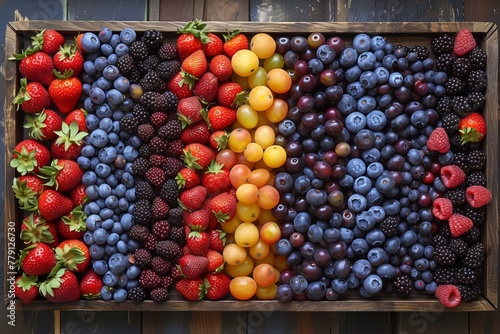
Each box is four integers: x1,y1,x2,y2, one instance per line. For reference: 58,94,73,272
465,185,492,208
449,214,473,237
440,165,466,189
427,127,450,153
435,284,461,308
432,197,453,220
453,29,476,56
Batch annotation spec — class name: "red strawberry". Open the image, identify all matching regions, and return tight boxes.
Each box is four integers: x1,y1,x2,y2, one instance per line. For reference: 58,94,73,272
454,29,476,56
69,183,87,207
39,268,81,303
15,274,39,304
13,175,45,211
202,161,231,196
13,78,51,113
177,254,208,278
466,185,492,208
440,165,465,189
223,29,249,58
209,130,229,150
209,229,226,252
181,121,211,145
209,191,237,223
187,230,210,256
168,71,194,99
53,44,84,78
432,197,453,220
176,20,209,60
176,167,201,189
10,139,51,175
58,206,87,240
209,54,233,81
179,185,207,211
435,284,461,308
50,122,88,160
449,214,473,237
181,49,208,80
459,112,486,144
20,214,58,247
55,239,90,273
207,105,237,131
204,32,224,56
10,50,55,86
18,243,57,276
186,209,210,231
38,189,73,221
175,277,205,301
24,109,63,141
49,70,82,114
205,249,225,272
182,143,216,170
39,159,84,192
64,108,88,132
427,127,450,153
204,272,230,300
79,270,103,299
31,29,65,55
177,96,204,127
217,82,246,108
194,71,219,102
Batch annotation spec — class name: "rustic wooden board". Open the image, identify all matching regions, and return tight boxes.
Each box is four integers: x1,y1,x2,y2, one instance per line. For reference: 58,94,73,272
250,0,334,22
142,311,246,333
67,0,148,20
60,310,141,333
159,0,250,21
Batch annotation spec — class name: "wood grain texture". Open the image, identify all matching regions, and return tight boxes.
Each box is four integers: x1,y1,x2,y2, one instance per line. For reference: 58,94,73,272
159,0,250,21
396,311,469,334
67,0,148,20
250,311,333,333
250,0,334,22
60,310,141,333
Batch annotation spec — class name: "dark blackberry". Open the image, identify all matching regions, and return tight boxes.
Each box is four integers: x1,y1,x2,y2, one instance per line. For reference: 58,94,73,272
441,112,460,133
128,224,149,241
438,224,452,239
139,145,152,158
168,207,184,226
131,157,151,177
449,133,467,152
133,199,152,225
159,178,178,205
449,238,468,256
452,57,471,78
409,45,429,60
393,275,412,296
165,139,183,157
163,157,183,178
468,47,487,70
445,77,465,96
133,248,152,268
161,91,179,112
467,91,485,111
463,226,481,243
116,54,136,74
128,67,142,84
150,287,169,302
150,154,168,168
140,91,162,110
433,267,456,285
169,226,185,246
135,179,155,200
393,45,409,58
432,233,449,247
434,245,456,265
140,70,161,91
152,220,171,240
128,286,147,301
137,124,155,143
444,187,466,206
379,216,400,237
139,269,162,289
431,34,454,55
156,240,183,261
458,284,481,301
157,60,181,80
452,152,469,174
467,70,487,92
157,42,178,61
453,205,465,216
464,204,486,226
129,40,149,60
436,95,452,116
451,95,472,117
143,233,158,252
466,171,486,187
158,120,182,140
150,256,171,276
138,55,159,73
436,53,455,73
162,275,174,289
456,267,477,285
142,29,164,49
119,116,139,134
132,104,150,125
468,150,486,170
155,79,168,94
149,136,168,155
149,111,169,128
462,242,485,268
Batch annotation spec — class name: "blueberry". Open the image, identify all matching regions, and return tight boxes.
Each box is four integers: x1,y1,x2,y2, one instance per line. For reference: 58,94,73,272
366,187,383,206
371,35,386,50
101,286,114,300
99,208,115,220
94,56,109,72
323,228,340,243
376,264,396,279
366,110,387,131
358,286,373,299
354,210,375,230
368,205,385,222
108,253,127,275
293,212,311,233
400,230,418,247
103,270,119,287
331,278,348,294
338,174,354,188
81,32,100,53
351,238,369,256
305,189,328,206
86,214,102,231
337,94,356,115
93,260,108,275
339,227,354,243
93,227,109,245
96,76,113,90
96,103,113,119
359,71,377,89
89,87,106,105
114,43,129,57
107,53,118,65
106,174,119,188
101,218,115,230
105,245,118,256
366,162,384,178
275,239,292,256
346,81,366,99
117,273,129,288
307,223,324,243
119,27,136,45
374,66,390,83
388,72,404,87
98,27,113,43
98,146,117,164
375,175,395,194
115,240,128,254
357,51,377,70
90,129,109,148
109,33,121,49
357,95,376,114
289,275,308,294
365,229,386,246
353,176,372,195
361,147,381,163
353,34,371,53
89,243,105,260
382,54,397,69
346,158,366,177
125,188,136,201
339,48,358,68
77,156,91,170
103,65,120,81
306,281,327,300
344,65,362,82
410,110,429,128
352,259,372,279
367,247,387,266
113,76,130,93
84,60,97,75
107,88,124,105
123,145,138,161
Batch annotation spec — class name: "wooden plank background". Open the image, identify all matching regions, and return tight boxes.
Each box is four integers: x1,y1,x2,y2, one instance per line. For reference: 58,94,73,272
0,0,499,332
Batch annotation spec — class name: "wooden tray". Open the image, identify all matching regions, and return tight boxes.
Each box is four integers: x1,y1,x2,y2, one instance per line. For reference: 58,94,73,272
3,20,498,312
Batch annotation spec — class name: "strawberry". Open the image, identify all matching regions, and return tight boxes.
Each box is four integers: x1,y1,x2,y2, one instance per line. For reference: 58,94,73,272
13,78,51,113
202,161,231,196
207,105,237,131
223,29,249,58
209,54,233,82
39,159,83,192
435,284,461,308
38,189,73,221
205,249,225,272
58,206,87,240
168,71,194,99
18,243,57,276
209,191,237,223
187,230,210,256
20,214,58,247
39,268,81,303
181,121,211,145
209,229,226,252
440,165,465,189
177,96,204,127
69,183,87,207
53,44,84,78
79,270,103,299
31,29,65,55
454,29,476,56
204,32,224,56
75,33,85,53
176,167,201,189
209,130,229,150
182,143,216,170
55,239,90,273
193,71,219,102
449,214,473,237
10,139,51,175
176,20,209,60
217,82,246,108
427,127,450,153
204,272,230,300
179,185,207,211
13,175,45,211
50,122,88,160
432,197,453,220
175,277,205,301
466,185,492,208
459,112,486,144
24,109,63,141
49,70,82,113
64,108,88,132
186,209,211,231
10,50,55,86
181,49,208,80
15,274,39,304
177,254,208,278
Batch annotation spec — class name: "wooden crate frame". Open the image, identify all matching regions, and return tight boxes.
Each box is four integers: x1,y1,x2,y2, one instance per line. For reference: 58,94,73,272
3,21,498,312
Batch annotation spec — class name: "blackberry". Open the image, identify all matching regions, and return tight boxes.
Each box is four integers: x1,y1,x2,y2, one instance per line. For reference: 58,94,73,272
138,55,159,73
444,187,466,206
133,199,152,225
456,267,477,285
394,275,412,296
462,242,485,268
449,238,468,256
463,226,481,243
157,60,181,80
152,197,170,221
452,152,469,174
163,157,183,178
135,179,155,200
445,77,465,96
116,54,136,74
160,179,179,205
432,233,449,247
128,224,149,241
464,204,486,226
133,248,152,268
137,124,155,143
157,42,178,61
441,112,460,133
131,157,151,177
150,154,168,168
161,91,179,112
451,95,472,117
139,269,162,289
150,111,169,128
468,47,487,69
139,70,161,91
155,79,168,94
168,207,184,226
119,116,139,134
467,91,485,111
142,29,164,49
434,245,456,265
458,284,481,301
152,220,171,240
468,150,486,170
162,275,174,289
156,240,182,261
128,286,147,301
436,53,455,74
150,287,169,302
128,67,142,83
466,171,486,187
140,91,162,110
143,233,158,252
158,120,182,140
169,226,185,246
129,40,149,60
431,34,454,55
449,133,467,152
452,57,471,78
467,70,487,92
435,95,452,116
379,216,400,237
139,145,152,158
393,45,409,57
165,139,183,157
153,92,172,112
145,167,166,188
149,136,168,155
132,104,150,125
433,267,456,284
438,224,452,239
150,256,171,276
409,45,429,60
